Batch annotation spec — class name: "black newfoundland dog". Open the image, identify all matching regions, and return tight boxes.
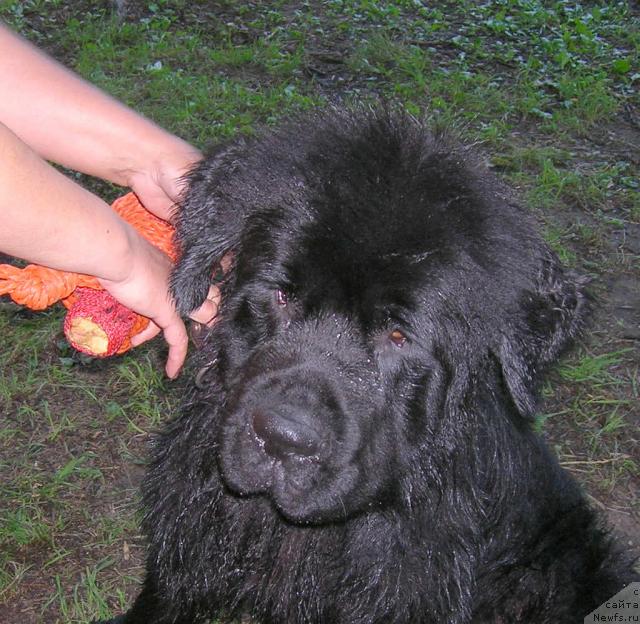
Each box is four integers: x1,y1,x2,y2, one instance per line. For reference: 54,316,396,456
100,107,637,624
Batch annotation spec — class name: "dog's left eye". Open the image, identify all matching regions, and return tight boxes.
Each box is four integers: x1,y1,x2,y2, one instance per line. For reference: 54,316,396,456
276,289,288,307
389,329,408,348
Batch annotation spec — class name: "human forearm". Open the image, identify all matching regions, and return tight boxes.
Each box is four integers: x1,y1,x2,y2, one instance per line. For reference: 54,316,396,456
0,23,199,193
0,121,136,282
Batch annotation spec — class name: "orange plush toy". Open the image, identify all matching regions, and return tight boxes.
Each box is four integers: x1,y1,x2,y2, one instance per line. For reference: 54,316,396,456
0,192,176,357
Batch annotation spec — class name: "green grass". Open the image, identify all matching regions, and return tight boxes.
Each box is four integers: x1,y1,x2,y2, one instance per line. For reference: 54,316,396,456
556,349,632,384
0,0,638,621
537,348,639,490
47,8,319,144
0,306,160,621
46,558,128,623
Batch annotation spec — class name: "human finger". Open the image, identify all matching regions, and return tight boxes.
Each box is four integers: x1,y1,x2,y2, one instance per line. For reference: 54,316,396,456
188,285,220,325
161,315,189,378
130,320,162,347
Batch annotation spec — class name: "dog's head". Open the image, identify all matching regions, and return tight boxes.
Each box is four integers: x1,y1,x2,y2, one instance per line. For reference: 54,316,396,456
171,108,587,525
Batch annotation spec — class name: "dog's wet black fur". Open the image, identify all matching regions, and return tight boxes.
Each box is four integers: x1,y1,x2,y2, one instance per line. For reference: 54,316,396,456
99,107,637,624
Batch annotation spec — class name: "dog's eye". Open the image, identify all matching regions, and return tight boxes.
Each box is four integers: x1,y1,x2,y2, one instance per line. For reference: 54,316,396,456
389,329,408,348
276,289,288,307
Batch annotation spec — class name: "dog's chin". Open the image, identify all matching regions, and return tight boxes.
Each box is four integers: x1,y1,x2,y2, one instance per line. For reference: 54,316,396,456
220,448,334,525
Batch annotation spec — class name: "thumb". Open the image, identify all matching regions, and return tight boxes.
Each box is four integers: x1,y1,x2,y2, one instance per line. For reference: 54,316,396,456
188,285,221,326
130,321,162,347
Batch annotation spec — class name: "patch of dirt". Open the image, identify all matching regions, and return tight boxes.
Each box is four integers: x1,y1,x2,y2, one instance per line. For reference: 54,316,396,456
0,361,149,621
606,274,640,341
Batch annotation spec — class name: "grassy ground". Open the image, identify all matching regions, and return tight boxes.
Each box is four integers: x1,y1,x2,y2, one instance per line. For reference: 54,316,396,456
0,1,638,622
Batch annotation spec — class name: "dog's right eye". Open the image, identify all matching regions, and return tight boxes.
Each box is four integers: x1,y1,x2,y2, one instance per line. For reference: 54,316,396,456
389,329,408,348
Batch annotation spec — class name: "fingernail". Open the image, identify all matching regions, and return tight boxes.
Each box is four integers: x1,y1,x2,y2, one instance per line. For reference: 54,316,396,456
190,321,206,349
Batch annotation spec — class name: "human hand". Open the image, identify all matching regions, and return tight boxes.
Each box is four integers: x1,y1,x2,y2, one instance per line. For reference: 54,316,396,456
126,141,202,221
121,141,223,375
98,225,218,378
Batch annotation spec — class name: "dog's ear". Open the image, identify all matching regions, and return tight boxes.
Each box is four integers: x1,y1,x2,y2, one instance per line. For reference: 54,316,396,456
170,141,248,315
498,252,588,418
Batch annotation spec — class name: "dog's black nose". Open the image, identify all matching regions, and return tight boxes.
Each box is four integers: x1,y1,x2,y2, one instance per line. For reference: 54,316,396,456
252,408,321,459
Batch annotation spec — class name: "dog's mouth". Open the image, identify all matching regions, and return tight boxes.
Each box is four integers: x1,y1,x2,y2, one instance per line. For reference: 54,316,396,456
211,354,387,523
217,387,371,524
219,405,326,519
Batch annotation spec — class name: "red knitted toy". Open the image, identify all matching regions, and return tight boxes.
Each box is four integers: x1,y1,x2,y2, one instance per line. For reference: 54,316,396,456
0,193,176,357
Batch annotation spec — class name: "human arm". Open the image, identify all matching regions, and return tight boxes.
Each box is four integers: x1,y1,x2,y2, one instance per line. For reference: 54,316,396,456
0,22,200,220
0,121,216,377
0,24,220,376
